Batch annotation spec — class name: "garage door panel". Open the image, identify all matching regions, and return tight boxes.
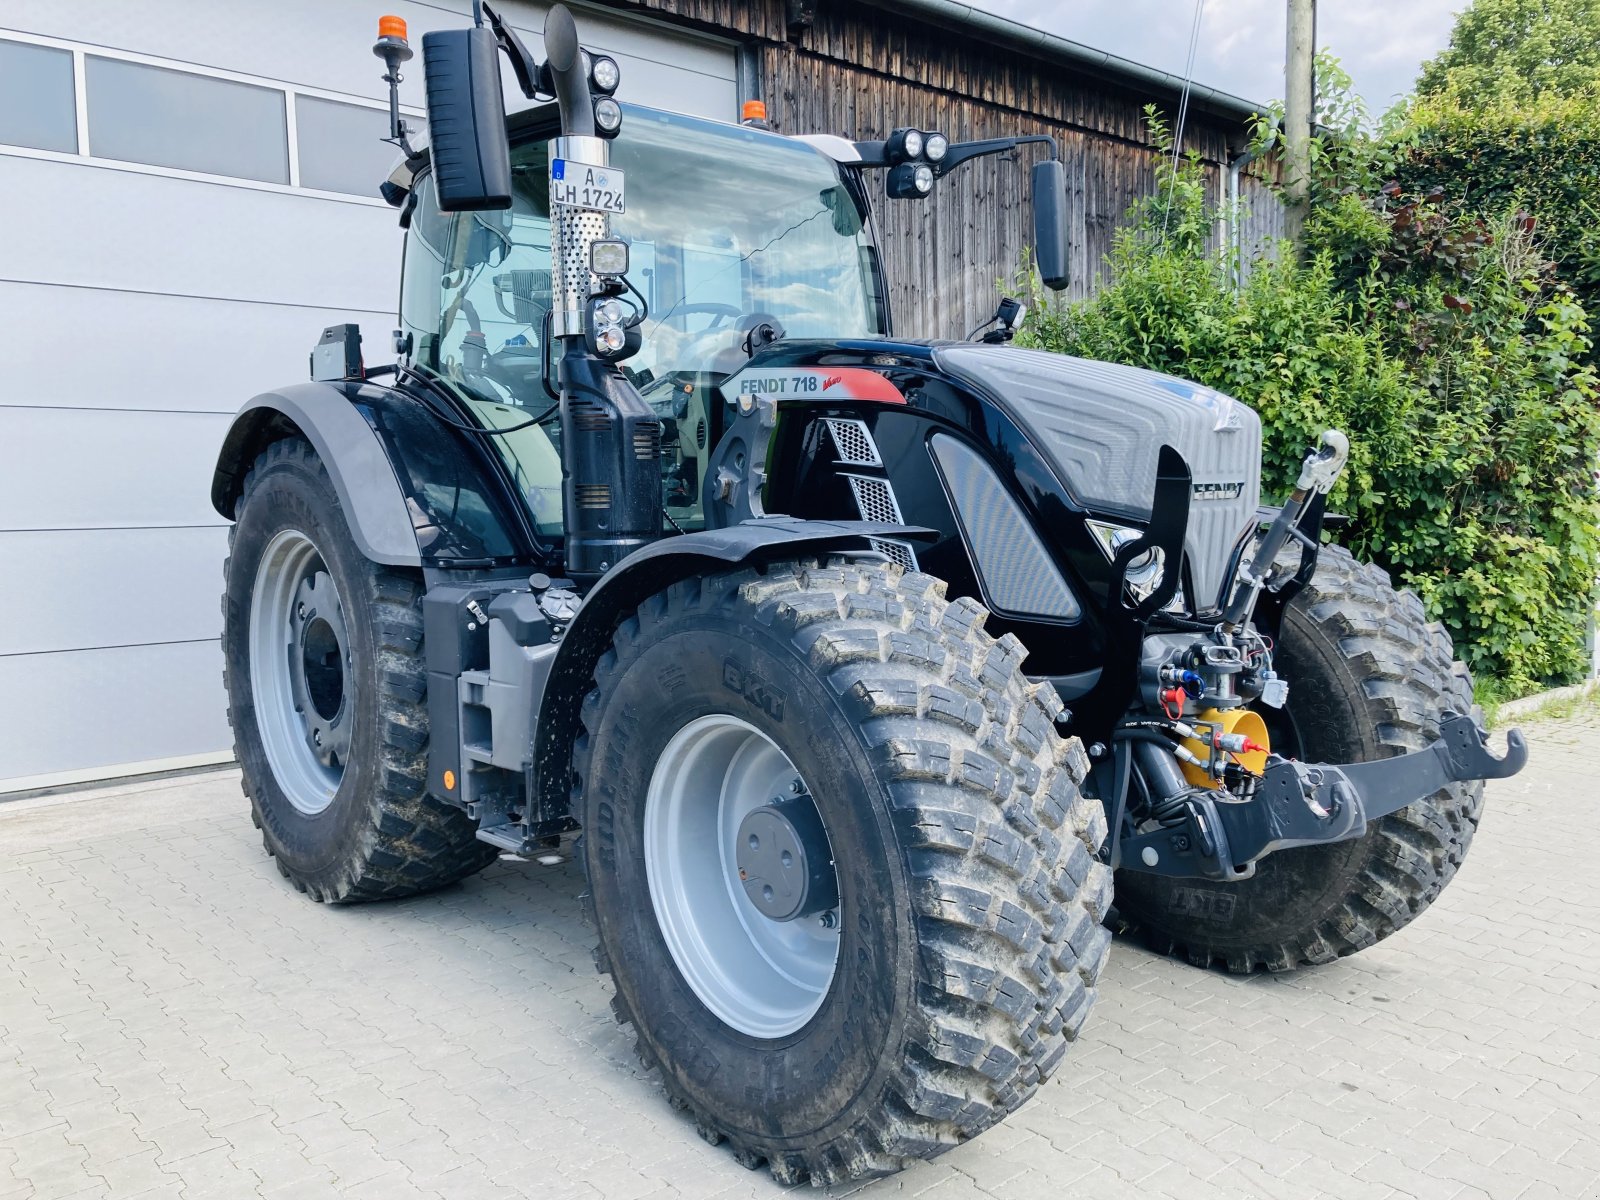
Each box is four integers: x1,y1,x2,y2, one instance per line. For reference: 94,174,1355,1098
0,526,228,655
0,157,404,311
1,282,392,413
4,1,735,120
0,408,231,531
0,640,229,787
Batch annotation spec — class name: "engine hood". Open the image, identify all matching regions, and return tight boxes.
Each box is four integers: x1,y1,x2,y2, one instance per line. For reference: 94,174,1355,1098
932,345,1262,611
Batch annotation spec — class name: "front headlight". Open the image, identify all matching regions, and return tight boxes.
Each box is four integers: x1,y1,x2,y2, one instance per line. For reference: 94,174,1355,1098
1088,520,1181,608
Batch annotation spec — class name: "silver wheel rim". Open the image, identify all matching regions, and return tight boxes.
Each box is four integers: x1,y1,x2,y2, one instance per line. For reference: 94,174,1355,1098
248,529,351,816
644,715,841,1038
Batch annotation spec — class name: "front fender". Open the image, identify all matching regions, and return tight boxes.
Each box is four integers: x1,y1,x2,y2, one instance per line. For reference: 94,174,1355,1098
211,382,422,567
530,518,934,816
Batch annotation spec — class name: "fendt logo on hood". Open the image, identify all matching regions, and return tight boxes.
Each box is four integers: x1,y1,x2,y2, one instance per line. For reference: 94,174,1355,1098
1193,481,1246,502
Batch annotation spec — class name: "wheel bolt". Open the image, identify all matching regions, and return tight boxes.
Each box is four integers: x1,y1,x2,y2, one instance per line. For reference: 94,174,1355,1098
818,911,837,929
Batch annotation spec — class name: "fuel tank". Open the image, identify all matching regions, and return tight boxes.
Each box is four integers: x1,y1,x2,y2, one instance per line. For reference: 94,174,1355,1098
933,345,1262,610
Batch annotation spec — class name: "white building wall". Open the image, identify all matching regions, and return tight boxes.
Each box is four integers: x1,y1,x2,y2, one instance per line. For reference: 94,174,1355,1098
0,1,736,791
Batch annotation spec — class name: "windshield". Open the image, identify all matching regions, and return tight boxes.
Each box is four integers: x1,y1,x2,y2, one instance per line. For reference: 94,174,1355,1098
400,106,885,398
612,108,886,378
398,105,886,541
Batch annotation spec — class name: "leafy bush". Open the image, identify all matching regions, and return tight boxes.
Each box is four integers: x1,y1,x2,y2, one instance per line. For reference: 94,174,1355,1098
1392,93,1600,336
1017,109,1600,692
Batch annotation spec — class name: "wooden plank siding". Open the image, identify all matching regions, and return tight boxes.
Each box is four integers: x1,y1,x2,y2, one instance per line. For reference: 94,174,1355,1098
598,0,1287,337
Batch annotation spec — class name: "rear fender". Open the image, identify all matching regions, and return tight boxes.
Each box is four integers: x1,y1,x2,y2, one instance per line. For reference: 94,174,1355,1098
211,382,422,566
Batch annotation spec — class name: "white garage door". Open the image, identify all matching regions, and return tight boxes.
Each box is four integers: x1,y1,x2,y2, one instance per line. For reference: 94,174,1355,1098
0,1,737,792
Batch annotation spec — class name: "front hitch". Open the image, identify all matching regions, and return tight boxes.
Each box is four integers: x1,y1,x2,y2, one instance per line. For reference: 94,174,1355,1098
1120,714,1528,881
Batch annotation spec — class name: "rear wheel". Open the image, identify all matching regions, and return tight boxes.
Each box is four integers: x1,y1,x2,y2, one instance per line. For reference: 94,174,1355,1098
222,438,496,902
577,559,1112,1184
1111,546,1483,971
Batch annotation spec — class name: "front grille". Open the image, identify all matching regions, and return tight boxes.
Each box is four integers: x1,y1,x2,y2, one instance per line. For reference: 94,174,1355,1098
869,538,919,571
823,418,882,467
846,475,903,525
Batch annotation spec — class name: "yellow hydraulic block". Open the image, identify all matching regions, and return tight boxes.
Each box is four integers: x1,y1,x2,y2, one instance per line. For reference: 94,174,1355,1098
1180,707,1270,787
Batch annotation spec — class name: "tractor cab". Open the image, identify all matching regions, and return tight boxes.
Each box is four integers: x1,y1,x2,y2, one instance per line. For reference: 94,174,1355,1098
397,104,888,542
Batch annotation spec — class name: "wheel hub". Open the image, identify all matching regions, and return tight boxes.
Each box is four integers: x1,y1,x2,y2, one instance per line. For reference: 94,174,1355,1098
735,796,838,922
288,571,350,770
643,714,842,1038
248,529,348,816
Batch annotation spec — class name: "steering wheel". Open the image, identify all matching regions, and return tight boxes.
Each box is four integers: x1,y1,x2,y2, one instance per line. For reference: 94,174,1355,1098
674,302,744,329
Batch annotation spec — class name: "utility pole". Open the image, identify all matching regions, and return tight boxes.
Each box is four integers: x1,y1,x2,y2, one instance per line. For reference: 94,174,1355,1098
1284,0,1314,247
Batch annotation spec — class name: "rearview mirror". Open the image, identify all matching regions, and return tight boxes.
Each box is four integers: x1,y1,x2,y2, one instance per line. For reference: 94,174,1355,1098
421,27,512,212
1032,159,1069,291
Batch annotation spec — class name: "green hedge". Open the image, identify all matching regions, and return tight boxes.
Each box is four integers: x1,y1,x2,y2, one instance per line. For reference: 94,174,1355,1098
1017,113,1600,692
1393,96,1600,337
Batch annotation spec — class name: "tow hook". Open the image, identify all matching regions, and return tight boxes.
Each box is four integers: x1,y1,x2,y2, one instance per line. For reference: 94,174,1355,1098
1121,714,1527,881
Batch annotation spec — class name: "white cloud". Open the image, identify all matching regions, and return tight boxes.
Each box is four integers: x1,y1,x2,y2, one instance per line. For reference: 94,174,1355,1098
980,0,1466,116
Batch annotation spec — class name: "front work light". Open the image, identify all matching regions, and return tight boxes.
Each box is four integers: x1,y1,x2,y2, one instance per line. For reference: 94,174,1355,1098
925,132,949,162
594,96,623,135
886,161,935,199
885,127,925,163
590,239,629,277
590,54,620,93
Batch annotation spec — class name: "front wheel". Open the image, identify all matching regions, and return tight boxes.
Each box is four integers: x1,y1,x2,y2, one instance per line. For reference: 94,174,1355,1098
576,559,1112,1185
1112,546,1483,971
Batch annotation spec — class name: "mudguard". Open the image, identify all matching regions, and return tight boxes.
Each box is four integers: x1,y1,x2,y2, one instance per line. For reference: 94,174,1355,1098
528,517,935,821
211,382,423,566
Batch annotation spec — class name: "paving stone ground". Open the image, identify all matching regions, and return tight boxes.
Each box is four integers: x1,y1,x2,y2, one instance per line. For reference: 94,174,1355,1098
2,713,1595,1200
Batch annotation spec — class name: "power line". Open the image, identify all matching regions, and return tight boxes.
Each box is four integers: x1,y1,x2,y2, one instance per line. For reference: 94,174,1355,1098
1161,0,1207,243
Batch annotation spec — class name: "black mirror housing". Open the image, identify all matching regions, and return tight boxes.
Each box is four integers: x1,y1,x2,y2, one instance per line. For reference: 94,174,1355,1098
1032,159,1069,291
422,27,512,212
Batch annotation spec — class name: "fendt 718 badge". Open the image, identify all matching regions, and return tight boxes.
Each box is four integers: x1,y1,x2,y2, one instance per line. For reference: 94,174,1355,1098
210,3,1526,1185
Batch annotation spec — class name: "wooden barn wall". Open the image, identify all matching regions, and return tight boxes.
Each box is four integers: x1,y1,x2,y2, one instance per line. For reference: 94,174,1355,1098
601,0,1287,338
769,49,1260,338
590,0,786,41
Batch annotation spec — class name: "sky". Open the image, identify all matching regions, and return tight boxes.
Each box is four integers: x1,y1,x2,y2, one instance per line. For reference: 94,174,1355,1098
982,0,1468,116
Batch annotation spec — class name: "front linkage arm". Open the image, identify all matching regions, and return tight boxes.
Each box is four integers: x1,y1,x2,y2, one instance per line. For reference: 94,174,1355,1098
1121,714,1528,881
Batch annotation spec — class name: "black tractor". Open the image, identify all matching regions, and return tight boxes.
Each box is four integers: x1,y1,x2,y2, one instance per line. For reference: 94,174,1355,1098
211,5,1526,1184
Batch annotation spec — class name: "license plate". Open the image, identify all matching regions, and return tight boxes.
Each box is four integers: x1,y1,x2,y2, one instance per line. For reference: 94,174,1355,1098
549,159,625,214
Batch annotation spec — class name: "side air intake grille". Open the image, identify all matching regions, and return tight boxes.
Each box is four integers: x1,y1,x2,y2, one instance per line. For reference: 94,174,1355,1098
845,475,903,525
823,418,882,467
633,423,661,461
929,433,1081,621
869,538,919,571
575,484,610,509
570,401,609,432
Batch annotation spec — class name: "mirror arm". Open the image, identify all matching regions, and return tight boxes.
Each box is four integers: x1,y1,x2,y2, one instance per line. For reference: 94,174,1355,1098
480,0,543,100
847,135,1059,175
935,134,1058,176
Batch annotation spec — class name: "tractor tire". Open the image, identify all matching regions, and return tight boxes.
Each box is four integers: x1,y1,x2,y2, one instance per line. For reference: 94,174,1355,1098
222,438,496,903
1111,544,1483,972
575,558,1112,1185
